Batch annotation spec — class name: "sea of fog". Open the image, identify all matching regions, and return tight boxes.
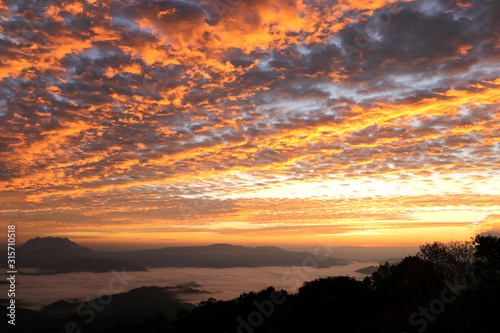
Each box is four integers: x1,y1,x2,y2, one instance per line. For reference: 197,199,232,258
6,261,381,310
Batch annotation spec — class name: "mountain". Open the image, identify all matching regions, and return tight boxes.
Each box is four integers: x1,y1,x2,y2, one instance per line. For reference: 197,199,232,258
289,245,418,261
355,265,379,275
101,243,349,268
17,237,96,266
15,237,146,273
14,237,349,273
42,285,198,320
40,257,148,274
3,285,198,333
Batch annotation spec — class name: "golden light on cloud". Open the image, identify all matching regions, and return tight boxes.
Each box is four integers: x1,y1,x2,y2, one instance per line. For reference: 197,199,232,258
1,0,499,247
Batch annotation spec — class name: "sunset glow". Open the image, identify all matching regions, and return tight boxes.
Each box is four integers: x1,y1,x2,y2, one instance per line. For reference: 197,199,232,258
1,0,499,247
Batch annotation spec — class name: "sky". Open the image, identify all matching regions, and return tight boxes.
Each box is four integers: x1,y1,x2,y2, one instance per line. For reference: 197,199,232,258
0,0,499,248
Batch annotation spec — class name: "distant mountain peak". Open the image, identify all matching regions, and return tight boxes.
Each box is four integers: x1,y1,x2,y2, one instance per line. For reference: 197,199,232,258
16,237,348,270
20,237,94,253
21,237,88,250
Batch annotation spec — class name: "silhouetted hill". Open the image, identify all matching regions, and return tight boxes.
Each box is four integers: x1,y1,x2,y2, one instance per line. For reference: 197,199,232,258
14,237,349,273
42,285,199,319
290,245,417,261
41,300,78,318
41,257,147,274
3,236,498,333
21,237,87,250
12,237,146,274
355,265,379,275
3,285,200,333
17,237,96,266
102,243,349,268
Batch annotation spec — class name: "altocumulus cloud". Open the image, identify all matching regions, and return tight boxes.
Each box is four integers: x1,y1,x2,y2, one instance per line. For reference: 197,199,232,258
0,0,499,240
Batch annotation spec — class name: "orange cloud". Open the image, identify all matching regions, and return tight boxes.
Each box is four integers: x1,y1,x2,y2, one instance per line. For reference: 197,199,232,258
1,0,498,247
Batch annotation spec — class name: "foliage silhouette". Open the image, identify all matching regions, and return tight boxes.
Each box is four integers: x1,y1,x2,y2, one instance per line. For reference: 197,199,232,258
2,235,499,333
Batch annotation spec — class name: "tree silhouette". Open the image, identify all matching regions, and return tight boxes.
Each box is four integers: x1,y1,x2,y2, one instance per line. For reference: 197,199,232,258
5,235,500,333
473,234,500,287
416,240,476,285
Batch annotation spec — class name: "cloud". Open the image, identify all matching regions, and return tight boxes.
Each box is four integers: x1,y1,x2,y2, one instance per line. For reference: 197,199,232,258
0,0,498,243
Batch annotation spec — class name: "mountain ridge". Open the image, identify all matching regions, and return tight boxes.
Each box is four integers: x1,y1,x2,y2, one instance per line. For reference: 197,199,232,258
13,237,349,272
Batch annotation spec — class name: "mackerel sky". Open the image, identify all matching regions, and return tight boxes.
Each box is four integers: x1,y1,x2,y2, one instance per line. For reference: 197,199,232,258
1,0,499,247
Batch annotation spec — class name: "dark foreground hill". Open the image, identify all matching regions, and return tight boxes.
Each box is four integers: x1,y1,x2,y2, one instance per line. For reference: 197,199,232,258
1,285,198,332
3,235,499,333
